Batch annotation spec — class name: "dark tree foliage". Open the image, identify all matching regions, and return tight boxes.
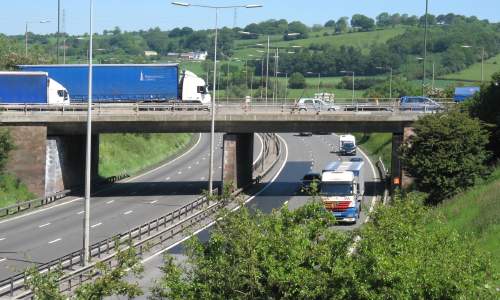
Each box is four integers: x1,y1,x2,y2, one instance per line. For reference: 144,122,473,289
288,72,306,89
324,19,336,28
0,129,13,171
401,111,490,203
350,14,375,31
468,72,500,160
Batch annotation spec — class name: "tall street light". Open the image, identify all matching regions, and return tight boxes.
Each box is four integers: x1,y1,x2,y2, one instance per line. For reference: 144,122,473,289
376,66,393,99
422,0,430,96
341,70,355,104
172,2,262,196
462,45,485,82
83,0,94,266
25,20,51,56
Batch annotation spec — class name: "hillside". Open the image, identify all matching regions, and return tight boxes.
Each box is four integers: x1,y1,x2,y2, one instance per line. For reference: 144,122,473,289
431,168,500,273
442,53,500,81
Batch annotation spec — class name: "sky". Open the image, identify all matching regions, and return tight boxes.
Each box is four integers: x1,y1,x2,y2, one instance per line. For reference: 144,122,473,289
0,0,498,36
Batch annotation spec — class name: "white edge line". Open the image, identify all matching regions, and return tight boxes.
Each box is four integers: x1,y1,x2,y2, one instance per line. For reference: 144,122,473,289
123,210,133,215
0,133,203,225
253,133,264,165
91,222,102,228
142,134,289,264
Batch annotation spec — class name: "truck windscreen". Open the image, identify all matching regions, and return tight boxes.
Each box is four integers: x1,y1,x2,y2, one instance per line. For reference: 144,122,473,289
343,142,355,149
321,183,353,196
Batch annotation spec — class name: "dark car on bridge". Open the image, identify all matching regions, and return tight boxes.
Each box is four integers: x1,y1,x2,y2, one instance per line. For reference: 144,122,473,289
399,96,442,112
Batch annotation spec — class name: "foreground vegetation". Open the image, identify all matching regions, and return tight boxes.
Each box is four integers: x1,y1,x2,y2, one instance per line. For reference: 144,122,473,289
99,133,194,178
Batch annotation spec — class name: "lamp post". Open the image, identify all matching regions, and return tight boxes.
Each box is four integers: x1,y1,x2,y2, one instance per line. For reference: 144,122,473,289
341,70,355,104
83,0,94,266
172,2,262,196
422,0,430,96
25,20,50,56
376,66,393,99
461,45,485,82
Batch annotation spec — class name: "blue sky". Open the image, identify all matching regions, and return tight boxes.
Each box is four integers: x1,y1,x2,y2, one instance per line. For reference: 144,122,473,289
0,0,498,35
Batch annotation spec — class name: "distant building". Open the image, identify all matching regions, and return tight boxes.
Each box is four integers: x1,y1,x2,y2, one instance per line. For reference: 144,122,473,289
165,51,208,61
144,50,158,57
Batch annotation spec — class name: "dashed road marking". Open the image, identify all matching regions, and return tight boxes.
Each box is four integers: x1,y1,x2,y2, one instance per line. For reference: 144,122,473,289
38,222,50,228
106,200,114,204
177,171,182,175
0,258,6,263
165,177,171,181
200,177,205,180
77,210,84,215
48,238,61,244
0,238,5,241
91,222,102,228
123,210,133,215
149,200,158,204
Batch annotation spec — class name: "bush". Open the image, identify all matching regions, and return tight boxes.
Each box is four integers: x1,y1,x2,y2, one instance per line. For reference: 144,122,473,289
288,72,306,89
0,129,13,171
401,111,490,203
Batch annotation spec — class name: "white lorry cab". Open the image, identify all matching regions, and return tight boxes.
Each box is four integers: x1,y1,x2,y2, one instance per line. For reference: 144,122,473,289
339,134,357,156
321,160,364,224
180,70,211,106
48,77,70,105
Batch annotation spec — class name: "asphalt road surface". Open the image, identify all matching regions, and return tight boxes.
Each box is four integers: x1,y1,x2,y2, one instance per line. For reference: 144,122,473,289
122,133,380,299
0,133,263,283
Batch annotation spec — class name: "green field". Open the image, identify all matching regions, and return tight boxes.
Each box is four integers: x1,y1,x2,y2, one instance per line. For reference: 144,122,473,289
430,168,500,273
233,27,407,58
99,133,194,178
442,53,500,81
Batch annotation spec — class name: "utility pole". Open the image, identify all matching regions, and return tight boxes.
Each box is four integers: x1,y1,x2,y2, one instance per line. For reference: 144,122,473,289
57,0,61,63
265,36,270,105
422,0,429,96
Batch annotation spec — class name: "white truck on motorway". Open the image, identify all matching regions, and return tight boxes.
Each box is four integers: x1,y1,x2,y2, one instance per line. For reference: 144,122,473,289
321,160,364,224
339,134,357,156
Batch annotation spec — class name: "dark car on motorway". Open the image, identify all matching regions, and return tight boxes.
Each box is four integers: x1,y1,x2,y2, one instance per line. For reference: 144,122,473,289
399,96,442,112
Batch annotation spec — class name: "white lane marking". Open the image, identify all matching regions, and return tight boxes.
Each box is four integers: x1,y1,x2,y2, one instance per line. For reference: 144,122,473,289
165,177,171,181
0,258,6,263
77,210,84,215
149,200,158,204
123,210,133,215
177,171,182,175
0,238,5,241
253,133,264,165
0,133,204,226
106,200,114,204
195,161,199,165
91,222,102,228
48,238,61,244
142,134,289,264
200,177,205,180
38,222,51,228
188,166,192,169
218,166,222,169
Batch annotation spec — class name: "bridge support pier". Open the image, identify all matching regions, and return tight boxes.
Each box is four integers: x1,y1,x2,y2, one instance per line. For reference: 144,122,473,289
45,135,100,195
222,133,254,191
4,125,100,197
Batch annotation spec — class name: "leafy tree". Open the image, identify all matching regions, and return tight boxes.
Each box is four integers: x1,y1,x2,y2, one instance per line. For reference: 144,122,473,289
288,72,306,89
183,31,210,51
284,21,309,40
351,14,375,31
353,192,497,299
419,13,437,26
468,72,500,159
335,17,349,33
364,77,420,98
324,19,336,28
376,12,392,27
0,129,13,171
401,111,490,203
25,266,65,300
390,13,402,27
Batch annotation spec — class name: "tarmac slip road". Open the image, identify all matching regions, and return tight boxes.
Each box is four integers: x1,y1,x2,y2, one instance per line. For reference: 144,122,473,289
126,133,380,299
0,133,263,282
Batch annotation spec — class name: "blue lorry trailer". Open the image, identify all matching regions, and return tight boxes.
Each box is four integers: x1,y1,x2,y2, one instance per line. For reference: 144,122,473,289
19,64,179,102
0,71,49,104
453,86,480,102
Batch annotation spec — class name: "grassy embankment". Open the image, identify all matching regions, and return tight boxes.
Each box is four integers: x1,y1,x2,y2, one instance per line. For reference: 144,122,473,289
99,133,194,178
430,167,500,273
0,174,34,208
442,53,500,81
353,133,392,169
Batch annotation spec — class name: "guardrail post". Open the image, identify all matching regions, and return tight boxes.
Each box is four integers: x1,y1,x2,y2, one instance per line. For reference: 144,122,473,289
148,223,151,236
80,249,84,267
10,277,13,296
138,226,142,240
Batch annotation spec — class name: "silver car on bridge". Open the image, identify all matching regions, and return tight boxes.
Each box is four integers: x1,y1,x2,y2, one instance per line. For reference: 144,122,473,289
295,98,340,112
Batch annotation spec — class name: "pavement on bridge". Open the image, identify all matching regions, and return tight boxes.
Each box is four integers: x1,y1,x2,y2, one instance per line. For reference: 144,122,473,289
0,133,263,283
119,133,380,299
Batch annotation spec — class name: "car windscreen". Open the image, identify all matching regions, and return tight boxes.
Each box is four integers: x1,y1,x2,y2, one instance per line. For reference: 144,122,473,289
321,183,353,196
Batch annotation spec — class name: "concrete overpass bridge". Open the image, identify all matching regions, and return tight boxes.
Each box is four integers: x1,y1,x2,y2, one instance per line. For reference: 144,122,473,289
0,103,424,197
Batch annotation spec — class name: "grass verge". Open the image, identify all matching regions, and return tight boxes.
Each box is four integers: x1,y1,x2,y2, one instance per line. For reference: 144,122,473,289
99,133,194,178
0,173,34,208
353,133,392,168
430,167,500,273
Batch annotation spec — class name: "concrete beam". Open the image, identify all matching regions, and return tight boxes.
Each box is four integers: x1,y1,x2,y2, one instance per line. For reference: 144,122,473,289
222,133,254,191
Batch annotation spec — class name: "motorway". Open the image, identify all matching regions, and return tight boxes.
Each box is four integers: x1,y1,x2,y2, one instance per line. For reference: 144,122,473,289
0,133,263,283
125,133,380,299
